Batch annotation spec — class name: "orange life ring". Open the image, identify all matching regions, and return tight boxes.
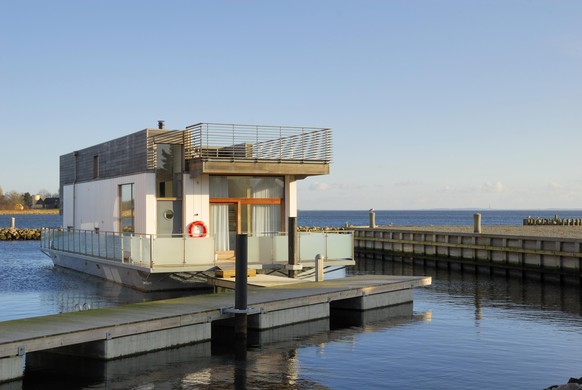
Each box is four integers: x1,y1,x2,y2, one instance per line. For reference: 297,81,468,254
188,221,208,238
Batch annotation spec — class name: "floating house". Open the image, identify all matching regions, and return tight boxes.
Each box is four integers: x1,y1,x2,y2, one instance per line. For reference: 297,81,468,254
41,122,354,291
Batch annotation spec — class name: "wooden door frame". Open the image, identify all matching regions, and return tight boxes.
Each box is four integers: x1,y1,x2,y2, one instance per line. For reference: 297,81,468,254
209,197,285,234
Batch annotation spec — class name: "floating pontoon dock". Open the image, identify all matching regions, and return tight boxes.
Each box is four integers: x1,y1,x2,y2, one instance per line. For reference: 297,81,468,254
0,275,430,383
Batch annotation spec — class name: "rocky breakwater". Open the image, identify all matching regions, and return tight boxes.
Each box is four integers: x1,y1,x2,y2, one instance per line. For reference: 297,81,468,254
545,377,582,390
0,228,41,240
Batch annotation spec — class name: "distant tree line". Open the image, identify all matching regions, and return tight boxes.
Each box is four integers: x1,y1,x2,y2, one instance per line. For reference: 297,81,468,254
0,186,59,210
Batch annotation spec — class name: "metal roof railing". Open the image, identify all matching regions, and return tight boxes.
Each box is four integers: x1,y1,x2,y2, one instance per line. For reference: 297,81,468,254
185,123,332,163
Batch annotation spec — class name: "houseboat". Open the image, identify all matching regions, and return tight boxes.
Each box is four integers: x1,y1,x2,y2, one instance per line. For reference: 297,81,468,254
40,122,354,291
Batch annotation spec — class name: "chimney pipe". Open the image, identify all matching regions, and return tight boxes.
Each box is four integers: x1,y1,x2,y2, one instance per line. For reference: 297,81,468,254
158,120,165,129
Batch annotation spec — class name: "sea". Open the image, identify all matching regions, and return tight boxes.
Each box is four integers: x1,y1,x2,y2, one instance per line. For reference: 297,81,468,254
1,210,581,389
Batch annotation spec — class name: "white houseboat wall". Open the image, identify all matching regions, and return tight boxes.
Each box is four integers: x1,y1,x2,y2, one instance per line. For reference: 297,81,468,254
41,122,354,291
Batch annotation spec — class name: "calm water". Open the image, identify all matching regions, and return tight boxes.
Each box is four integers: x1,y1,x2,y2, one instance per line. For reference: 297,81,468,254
1,211,581,389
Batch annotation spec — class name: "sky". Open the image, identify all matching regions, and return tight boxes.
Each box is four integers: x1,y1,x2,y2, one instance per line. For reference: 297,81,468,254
1,1,581,210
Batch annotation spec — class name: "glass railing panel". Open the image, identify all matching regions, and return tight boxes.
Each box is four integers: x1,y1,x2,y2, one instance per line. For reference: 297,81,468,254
104,232,113,259
129,235,145,265
64,230,70,252
121,235,132,263
245,235,289,265
92,232,101,257
272,235,289,262
298,232,327,261
248,236,275,264
114,234,123,261
152,237,186,266
184,237,215,266
326,233,354,260
141,236,152,266
247,236,259,263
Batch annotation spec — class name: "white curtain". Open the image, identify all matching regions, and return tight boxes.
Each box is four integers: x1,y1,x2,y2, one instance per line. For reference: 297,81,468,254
252,178,281,236
210,177,229,250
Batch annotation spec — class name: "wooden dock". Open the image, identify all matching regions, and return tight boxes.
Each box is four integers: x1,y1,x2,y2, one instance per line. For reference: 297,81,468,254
0,275,431,383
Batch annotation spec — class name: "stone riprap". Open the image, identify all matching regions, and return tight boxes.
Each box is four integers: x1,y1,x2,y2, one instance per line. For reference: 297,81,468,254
0,228,41,241
544,377,582,390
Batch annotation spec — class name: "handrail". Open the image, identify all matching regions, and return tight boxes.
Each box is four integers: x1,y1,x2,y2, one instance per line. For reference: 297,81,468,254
185,123,332,163
40,228,354,269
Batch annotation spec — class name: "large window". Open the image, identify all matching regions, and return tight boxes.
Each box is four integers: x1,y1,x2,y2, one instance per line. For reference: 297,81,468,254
156,144,183,198
120,183,134,233
210,176,284,251
155,143,183,235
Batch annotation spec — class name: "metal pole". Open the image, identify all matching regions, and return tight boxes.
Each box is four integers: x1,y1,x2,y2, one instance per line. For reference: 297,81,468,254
234,234,248,342
369,209,376,228
288,217,298,278
10,217,15,228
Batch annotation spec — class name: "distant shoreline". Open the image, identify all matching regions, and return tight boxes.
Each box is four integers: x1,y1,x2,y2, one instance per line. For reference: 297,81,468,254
0,209,59,215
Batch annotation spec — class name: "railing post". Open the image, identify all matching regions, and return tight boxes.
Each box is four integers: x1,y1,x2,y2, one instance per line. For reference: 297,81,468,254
288,217,298,278
150,236,154,268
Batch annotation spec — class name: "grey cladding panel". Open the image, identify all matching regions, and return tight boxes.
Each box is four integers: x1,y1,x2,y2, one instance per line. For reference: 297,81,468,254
60,130,150,186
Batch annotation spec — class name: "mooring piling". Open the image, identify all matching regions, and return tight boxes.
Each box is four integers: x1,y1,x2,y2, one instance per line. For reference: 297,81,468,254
474,213,481,233
234,234,248,343
315,254,325,282
369,208,376,228
288,216,298,278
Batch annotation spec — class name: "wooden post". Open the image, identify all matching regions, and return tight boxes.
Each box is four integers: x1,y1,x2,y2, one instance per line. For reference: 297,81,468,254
288,217,298,278
369,209,376,228
234,234,248,346
474,213,481,234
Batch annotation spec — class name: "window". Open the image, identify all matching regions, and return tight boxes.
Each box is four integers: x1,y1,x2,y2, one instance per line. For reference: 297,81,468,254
120,183,134,233
93,155,99,178
155,144,183,235
210,176,284,250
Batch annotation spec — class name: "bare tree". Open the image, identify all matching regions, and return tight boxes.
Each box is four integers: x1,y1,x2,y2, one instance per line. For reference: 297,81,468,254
4,191,24,210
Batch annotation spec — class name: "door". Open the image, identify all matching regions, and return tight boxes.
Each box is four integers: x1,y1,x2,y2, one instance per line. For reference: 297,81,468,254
157,200,182,235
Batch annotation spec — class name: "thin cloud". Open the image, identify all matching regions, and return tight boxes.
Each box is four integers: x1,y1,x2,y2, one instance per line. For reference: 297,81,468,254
309,182,331,191
308,182,368,191
546,181,562,191
394,180,420,187
482,181,504,193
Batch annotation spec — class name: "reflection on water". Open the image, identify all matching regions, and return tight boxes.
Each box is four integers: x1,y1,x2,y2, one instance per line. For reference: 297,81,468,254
22,303,427,390
353,255,582,320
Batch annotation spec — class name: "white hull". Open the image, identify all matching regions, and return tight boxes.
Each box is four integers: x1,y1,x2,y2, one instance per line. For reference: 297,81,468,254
42,249,211,292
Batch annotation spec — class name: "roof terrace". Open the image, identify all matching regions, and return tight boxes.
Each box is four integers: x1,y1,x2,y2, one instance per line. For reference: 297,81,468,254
184,123,332,177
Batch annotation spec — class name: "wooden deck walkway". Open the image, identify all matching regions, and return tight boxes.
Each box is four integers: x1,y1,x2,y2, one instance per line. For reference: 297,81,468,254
0,275,431,383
